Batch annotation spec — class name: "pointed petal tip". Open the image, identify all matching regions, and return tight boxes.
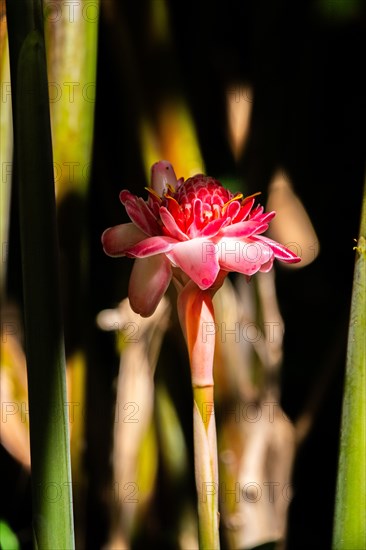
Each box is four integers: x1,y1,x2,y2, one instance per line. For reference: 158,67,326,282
284,255,302,264
119,189,134,204
101,227,111,243
101,223,146,257
101,227,123,257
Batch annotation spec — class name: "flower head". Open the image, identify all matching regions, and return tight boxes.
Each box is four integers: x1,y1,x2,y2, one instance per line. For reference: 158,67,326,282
102,161,300,316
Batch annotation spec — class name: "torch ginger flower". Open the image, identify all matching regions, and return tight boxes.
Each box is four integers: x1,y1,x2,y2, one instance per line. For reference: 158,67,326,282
102,161,300,317
102,161,300,549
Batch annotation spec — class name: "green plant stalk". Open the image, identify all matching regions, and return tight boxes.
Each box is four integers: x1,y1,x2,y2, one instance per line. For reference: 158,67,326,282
333,180,366,550
6,1,75,548
177,282,221,549
193,386,220,550
43,5,100,543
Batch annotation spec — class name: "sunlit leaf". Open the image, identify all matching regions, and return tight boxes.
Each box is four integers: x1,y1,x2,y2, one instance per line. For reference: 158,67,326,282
333,180,366,549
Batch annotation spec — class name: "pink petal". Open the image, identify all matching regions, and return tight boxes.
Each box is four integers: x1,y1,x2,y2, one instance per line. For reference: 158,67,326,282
249,205,264,220
151,160,178,195
186,198,204,238
119,189,135,203
251,211,276,224
129,255,172,317
124,235,177,258
119,189,137,204
252,235,301,263
164,196,186,231
166,237,220,290
219,220,268,238
159,206,189,241
225,200,241,219
120,191,160,236
200,217,230,238
147,193,162,217
218,237,273,276
232,198,255,223
259,257,275,272
101,223,147,257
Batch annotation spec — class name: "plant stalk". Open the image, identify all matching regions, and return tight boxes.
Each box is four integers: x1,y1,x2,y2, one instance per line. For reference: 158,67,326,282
333,179,366,549
177,281,220,549
6,1,75,547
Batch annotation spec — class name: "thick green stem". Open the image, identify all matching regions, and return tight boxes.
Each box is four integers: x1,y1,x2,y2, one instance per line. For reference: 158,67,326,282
177,281,220,549
333,180,366,550
193,385,220,550
6,1,75,548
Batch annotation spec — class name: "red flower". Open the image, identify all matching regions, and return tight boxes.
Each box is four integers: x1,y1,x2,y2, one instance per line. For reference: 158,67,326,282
102,161,300,316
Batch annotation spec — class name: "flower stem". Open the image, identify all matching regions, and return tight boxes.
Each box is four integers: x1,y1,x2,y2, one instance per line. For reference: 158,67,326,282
193,385,220,550
177,281,220,549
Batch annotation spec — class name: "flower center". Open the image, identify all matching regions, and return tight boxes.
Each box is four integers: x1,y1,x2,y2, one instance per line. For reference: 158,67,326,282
172,175,233,207
144,174,258,238
162,175,244,234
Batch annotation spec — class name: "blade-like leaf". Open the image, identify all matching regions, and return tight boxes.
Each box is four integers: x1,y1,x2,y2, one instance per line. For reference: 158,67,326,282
6,1,75,547
333,180,366,549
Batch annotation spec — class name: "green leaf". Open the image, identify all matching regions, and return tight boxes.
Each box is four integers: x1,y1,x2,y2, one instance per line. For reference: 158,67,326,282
0,520,20,550
333,180,366,549
6,1,75,548
44,0,100,199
